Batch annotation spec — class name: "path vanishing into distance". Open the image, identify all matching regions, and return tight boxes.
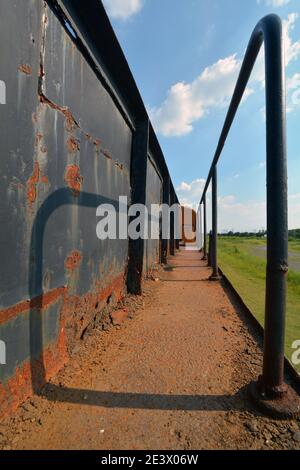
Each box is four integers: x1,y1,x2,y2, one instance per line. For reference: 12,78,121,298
1,250,300,450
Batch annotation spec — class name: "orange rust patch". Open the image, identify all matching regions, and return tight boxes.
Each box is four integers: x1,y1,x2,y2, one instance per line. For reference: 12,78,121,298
64,164,83,196
18,64,32,75
0,287,67,326
65,251,82,272
0,329,67,419
26,162,49,205
67,136,80,153
26,162,40,204
0,273,125,419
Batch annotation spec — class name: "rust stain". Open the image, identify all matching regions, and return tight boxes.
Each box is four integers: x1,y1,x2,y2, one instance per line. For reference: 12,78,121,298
26,162,40,204
65,251,82,272
94,138,101,147
115,161,124,171
18,64,32,75
41,175,49,184
26,161,49,205
0,329,67,420
67,136,80,153
39,94,79,132
101,149,113,160
0,287,66,326
64,164,83,196
0,273,125,419
35,133,43,145
93,139,101,155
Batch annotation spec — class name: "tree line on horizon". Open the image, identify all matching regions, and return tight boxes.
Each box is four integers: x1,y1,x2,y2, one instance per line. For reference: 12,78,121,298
220,229,300,239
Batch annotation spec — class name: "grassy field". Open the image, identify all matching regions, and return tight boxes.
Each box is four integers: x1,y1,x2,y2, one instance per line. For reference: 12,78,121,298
218,237,300,372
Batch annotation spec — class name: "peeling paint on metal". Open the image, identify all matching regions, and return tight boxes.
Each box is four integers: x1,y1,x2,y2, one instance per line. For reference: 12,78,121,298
18,64,32,75
65,250,82,272
64,164,83,196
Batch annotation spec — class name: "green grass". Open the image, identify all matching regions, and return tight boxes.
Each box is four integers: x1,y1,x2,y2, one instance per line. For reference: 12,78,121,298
218,237,300,372
289,239,300,253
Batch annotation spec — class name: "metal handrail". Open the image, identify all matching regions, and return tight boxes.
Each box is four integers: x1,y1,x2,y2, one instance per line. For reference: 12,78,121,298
199,14,296,414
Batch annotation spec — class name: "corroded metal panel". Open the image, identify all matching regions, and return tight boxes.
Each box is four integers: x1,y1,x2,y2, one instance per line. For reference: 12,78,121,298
144,155,162,273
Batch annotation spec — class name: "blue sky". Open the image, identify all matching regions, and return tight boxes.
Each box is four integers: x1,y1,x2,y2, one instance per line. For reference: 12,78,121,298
103,0,300,231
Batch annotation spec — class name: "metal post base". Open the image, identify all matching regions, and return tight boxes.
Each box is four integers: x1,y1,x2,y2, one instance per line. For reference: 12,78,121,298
248,378,300,420
209,273,222,282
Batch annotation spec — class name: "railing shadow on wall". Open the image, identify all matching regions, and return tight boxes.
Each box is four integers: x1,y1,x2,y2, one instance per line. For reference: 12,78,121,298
198,14,300,418
28,189,123,393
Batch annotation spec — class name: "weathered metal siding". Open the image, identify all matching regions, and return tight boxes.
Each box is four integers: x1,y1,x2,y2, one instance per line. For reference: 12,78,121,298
0,1,132,413
0,0,178,418
0,1,131,308
144,155,162,273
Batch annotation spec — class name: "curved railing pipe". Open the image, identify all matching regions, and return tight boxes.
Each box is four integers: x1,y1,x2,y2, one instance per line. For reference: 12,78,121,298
199,15,299,417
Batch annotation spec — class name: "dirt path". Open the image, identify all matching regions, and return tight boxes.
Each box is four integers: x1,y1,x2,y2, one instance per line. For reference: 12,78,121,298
1,251,300,450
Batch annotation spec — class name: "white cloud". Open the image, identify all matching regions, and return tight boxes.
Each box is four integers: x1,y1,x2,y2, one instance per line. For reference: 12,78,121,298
218,193,300,231
151,13,300,137
150,55,245,137
176,179,207,206
287,72,300,112
177,178,300,231
283,13,300,64
257,0,291,7
102,0,142,20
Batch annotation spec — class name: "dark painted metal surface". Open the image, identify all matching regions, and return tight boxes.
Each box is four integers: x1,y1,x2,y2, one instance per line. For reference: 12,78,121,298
202,195,208,261
144,154,163,273
161,176,170,264
0,0,177,412
199,14,294,410
210,167,220,281
127,120,149,295
169,186,176,257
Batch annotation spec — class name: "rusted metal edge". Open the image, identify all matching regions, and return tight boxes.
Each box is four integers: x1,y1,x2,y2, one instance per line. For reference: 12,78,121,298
219,268,300,394
46,0,178,205
46,0,135,132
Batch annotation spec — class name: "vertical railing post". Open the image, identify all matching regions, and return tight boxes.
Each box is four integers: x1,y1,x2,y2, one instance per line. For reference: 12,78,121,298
161,175,170,264
210,166,221,281
260,19,289,400
127,118,149,295
202,195,208,261
197,15,299,417
170,188,175,256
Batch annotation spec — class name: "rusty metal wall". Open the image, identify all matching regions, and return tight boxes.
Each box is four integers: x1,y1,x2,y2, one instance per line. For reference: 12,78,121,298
0,0,177,417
